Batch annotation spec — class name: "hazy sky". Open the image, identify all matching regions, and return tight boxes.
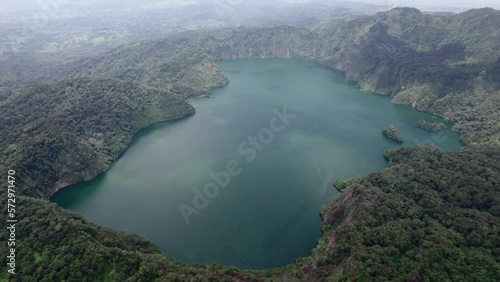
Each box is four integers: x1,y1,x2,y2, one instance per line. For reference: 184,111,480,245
347,0,500,10
0,0,498,13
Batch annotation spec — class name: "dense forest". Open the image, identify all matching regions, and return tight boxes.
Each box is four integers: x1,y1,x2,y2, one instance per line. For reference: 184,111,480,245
321,143,499,281
0,6,499,282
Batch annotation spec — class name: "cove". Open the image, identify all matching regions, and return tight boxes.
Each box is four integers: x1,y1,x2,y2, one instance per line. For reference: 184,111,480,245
52,59,462,269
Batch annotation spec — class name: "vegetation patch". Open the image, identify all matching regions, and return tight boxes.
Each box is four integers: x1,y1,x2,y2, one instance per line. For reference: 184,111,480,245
383,124,404,143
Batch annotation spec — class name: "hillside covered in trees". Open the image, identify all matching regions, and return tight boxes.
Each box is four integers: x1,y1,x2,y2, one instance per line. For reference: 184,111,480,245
0,6,499,282
0,52,228,198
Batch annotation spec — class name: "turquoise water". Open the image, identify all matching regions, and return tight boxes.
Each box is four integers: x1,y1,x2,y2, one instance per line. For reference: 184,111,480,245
52,59,462,269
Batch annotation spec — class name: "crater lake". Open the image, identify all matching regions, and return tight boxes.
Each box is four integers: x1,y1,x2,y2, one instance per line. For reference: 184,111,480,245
52,59,462,269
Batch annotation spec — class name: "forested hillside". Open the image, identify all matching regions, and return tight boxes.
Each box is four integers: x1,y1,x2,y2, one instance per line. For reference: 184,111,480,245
1,144,498,281
0,196,273,281
0,36,229,198
0,7,498,282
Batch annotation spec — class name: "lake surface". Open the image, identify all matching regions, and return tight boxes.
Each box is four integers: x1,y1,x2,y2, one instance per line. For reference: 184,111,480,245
52,59,462,269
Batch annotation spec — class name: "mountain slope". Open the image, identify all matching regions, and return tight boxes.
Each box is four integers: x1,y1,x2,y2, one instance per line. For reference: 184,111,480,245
0,78,196,198
191,8,500,144
299,142,499,281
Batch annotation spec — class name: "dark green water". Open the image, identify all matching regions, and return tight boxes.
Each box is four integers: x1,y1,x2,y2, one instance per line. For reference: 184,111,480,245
52,59,462,269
